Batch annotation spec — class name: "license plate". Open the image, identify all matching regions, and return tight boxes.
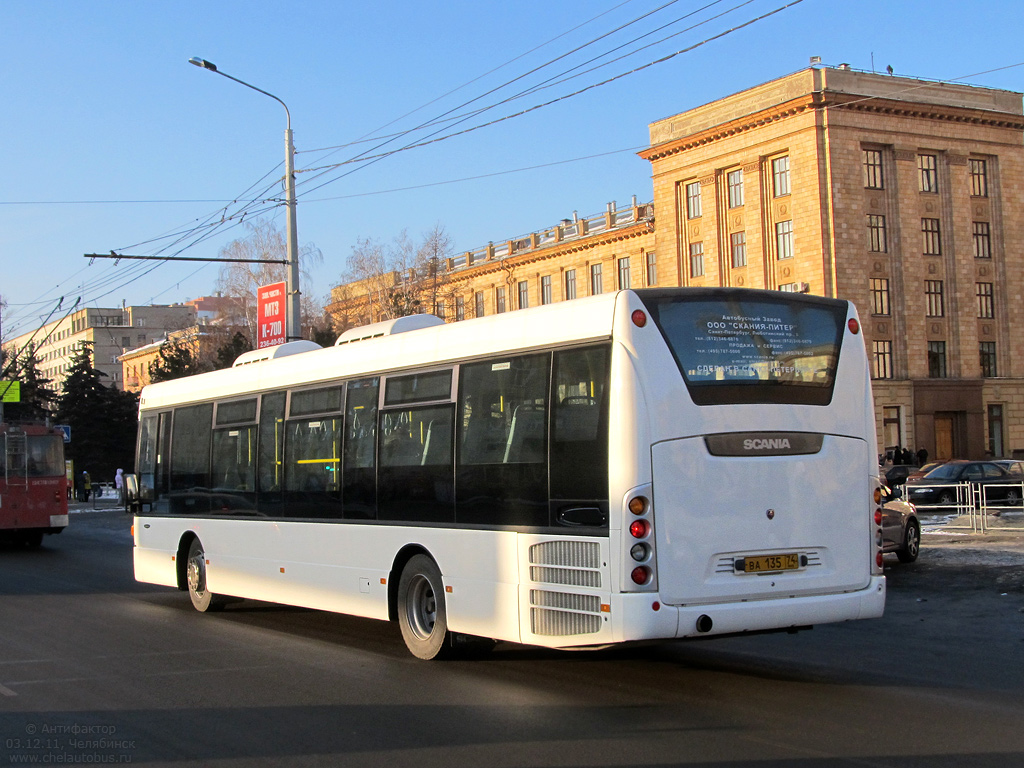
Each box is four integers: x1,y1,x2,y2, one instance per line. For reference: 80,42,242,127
738,553,800,573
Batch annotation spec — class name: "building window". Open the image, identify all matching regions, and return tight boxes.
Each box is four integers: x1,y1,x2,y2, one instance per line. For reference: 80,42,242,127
685,181,702,219
540,275,553,305
970,158,988,197
928,341,947,378
863,149,884,189
977,282,994,319
918,154,938,193
474,291,485,318
617,257,631,290
980,342,998,378
988,404,1004,457
436,300,446,320
645,252,657,286
772,156,790,197
925,280,944,317
883,406,903,452
870,278,890,315
689,243,705,278
590,263,603,295
455,295,465,321
775,220,793,260
867,214,887,253
517,280,529,310
922,218,942,255
727,169,744,208
730,231,747,268
973,221,991,259
873,340,893,380
564,269,577,300
495,286,506,314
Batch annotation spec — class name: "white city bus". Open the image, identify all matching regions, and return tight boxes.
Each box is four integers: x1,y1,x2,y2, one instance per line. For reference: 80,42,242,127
131,288,885,659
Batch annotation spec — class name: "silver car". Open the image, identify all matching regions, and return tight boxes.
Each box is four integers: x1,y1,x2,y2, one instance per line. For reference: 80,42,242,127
879,483,921,563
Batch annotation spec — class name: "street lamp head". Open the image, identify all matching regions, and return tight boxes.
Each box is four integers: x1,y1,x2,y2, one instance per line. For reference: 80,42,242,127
188,57,217,72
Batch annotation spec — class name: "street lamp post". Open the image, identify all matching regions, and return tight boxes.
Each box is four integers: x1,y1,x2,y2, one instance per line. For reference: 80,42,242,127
188,57,302,342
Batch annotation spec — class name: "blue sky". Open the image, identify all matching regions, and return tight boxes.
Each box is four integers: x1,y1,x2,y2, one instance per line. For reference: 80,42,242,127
2,0,1022,338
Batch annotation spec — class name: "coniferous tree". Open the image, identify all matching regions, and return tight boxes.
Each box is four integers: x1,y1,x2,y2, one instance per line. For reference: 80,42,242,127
214,331,253,370
148,336,207,383
4,344,57,423
54,342,138,482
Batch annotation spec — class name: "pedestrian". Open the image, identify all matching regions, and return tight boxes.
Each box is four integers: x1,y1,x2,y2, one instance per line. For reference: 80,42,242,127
115,468,124,504
74,472,84,502
916,447,928,467
902,447,914,465
83,470,92,502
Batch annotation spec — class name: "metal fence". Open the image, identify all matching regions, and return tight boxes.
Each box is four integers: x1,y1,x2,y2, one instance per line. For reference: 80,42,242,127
905,480,1024,533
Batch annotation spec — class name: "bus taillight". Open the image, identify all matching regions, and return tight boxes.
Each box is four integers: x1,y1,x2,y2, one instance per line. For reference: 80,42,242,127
848,318,860,335
631,309,647,328
629,519,650,539
631,566,652,585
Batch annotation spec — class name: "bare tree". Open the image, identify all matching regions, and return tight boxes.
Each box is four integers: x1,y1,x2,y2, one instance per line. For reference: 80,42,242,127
336,225,455,323
215,219,323,341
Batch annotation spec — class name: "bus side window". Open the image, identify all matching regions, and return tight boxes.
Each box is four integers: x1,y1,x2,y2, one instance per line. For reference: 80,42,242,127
257,392,286,513
456,353,549,527
342,377,379,519
550,345,610,521
169,403,214,514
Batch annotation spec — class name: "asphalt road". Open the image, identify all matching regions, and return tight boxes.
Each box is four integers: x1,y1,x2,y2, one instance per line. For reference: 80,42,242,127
1,507,1023,768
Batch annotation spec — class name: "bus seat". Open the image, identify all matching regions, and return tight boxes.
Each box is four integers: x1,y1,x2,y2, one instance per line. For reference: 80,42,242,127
503,405,545,463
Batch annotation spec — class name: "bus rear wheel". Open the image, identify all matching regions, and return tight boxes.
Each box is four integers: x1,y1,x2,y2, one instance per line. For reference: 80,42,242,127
186,538,225,613
397,555,451,660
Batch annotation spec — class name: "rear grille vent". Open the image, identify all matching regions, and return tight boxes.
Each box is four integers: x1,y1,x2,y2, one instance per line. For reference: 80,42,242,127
529,540,600,568
528,566,600,588
528,541,602,588
530,589,602,636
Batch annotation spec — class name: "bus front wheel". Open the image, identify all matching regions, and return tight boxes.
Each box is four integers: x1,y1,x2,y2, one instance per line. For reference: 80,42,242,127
186,538,225,613
397,555,451,660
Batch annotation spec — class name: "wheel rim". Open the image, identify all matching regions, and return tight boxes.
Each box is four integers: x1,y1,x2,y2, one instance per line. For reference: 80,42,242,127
406,574,437,641
187,550,207,598
907,526,920,557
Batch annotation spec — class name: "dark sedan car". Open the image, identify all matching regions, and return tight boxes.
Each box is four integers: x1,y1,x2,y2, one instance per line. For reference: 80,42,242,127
905,460,1023,507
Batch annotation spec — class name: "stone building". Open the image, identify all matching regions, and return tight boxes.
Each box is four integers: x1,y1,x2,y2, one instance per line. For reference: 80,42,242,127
327,66,1024,460
640,66,1024,461
327,199,656,327
3,304,196,391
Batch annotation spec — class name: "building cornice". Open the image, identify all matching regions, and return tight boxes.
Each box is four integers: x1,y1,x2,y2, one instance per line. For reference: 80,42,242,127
640,90,1024,163
448,220,654,283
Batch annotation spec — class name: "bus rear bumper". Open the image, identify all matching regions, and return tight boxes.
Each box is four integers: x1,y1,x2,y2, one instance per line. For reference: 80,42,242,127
615,576,886,642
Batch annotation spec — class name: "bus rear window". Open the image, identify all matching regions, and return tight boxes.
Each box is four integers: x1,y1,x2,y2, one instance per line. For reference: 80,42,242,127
637,289,848,406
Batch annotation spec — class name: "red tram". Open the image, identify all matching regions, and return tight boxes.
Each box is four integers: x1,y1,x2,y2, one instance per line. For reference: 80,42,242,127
0,423,69,548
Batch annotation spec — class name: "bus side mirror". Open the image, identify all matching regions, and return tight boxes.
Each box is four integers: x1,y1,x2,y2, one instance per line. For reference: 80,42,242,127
124,474,139,513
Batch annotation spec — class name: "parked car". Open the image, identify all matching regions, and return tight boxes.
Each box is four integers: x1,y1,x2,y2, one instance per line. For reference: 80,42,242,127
993,459,1024,477
878,483,920,563
907,461,945,482
905,460,1023,507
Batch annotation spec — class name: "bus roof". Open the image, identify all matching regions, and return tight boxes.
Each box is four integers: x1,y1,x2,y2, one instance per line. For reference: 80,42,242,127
139,291,623,410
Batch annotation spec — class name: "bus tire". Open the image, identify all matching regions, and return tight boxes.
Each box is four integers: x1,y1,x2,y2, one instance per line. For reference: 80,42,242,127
186,538,226,613
397,554,451,660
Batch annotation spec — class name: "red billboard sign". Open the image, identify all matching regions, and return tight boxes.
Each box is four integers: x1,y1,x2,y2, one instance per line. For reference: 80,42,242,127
257,281,287,349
